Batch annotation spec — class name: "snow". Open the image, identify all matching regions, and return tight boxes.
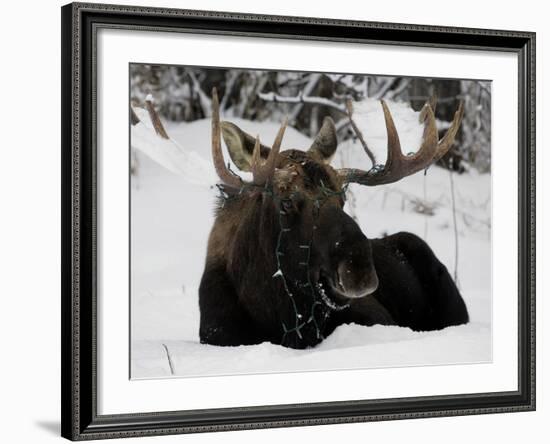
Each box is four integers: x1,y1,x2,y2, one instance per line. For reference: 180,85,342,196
131,107,216,185
130,104,491,379
352,98,425,163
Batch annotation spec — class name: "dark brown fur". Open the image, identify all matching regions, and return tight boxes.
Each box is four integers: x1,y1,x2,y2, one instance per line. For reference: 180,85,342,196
199,124,468,349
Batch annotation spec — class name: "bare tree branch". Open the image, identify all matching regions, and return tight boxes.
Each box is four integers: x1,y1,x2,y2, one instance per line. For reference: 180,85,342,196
345,99,377,166
382,187,490,228
130,106,140,126
449,169,460,285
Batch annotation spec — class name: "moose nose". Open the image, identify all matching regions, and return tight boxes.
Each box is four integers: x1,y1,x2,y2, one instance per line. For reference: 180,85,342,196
336,262,379,299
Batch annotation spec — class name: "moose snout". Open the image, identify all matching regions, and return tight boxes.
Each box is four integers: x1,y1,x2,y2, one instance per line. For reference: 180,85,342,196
317,207,379,299
336,260,379,299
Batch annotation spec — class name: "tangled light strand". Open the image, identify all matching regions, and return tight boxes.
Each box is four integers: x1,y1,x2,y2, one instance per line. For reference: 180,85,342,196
217,177,352,347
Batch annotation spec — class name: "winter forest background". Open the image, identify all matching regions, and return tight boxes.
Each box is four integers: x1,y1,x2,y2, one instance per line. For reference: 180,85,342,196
131,65,491,173
130,64,492,379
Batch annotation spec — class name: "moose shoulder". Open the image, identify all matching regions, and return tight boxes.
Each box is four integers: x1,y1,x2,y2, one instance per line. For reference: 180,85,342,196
199,89,468,349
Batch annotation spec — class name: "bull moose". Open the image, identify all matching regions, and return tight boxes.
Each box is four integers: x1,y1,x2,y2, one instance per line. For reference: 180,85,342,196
199,88,469,349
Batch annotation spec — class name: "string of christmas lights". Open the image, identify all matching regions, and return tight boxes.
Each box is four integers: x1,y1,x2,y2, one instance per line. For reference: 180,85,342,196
216,172,354,347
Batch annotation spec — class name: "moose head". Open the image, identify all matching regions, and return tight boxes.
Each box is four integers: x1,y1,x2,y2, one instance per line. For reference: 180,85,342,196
200,88,464,348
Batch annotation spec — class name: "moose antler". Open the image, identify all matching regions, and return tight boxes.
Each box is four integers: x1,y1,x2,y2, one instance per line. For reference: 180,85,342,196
338,98,464,186
212,87,287,188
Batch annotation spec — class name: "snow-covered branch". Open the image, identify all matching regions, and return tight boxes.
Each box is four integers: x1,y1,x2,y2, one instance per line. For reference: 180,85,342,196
385,78,411,100
188,71,212,117
289,74,321,122
258,92,347,115
371,77,396,99
335,118,351,133
219,71,240,111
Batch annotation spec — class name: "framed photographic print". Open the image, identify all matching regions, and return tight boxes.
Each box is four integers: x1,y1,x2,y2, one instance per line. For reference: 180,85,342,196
61,2,536,440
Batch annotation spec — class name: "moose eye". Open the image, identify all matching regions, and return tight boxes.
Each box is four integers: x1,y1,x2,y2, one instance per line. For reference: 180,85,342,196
281,199,294,213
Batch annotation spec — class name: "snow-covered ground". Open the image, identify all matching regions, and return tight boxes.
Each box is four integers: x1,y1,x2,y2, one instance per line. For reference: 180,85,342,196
130,106,491,379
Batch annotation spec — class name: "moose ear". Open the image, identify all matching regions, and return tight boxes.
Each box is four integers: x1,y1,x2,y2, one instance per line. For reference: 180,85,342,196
308,117,338,163
220,121,271,172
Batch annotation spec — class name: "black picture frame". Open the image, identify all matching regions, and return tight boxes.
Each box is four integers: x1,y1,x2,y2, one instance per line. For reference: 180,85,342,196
61,2,536,440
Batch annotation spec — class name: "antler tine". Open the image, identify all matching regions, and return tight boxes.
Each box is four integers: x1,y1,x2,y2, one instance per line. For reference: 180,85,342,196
380,100,404,171
271,116,288,155
428,93,438,114
419,93,438,124
338,100,442,186
211,88,243,189
253,117,287,185
211,87,287,189
369,101,438,185
433,100,464,163
251,135,262,182
405,104,438,167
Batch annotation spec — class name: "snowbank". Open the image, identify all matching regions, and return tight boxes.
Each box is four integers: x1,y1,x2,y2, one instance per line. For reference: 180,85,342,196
130,110,491,379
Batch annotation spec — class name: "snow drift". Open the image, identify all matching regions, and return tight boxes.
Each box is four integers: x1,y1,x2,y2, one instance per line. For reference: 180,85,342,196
130,103,492,379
